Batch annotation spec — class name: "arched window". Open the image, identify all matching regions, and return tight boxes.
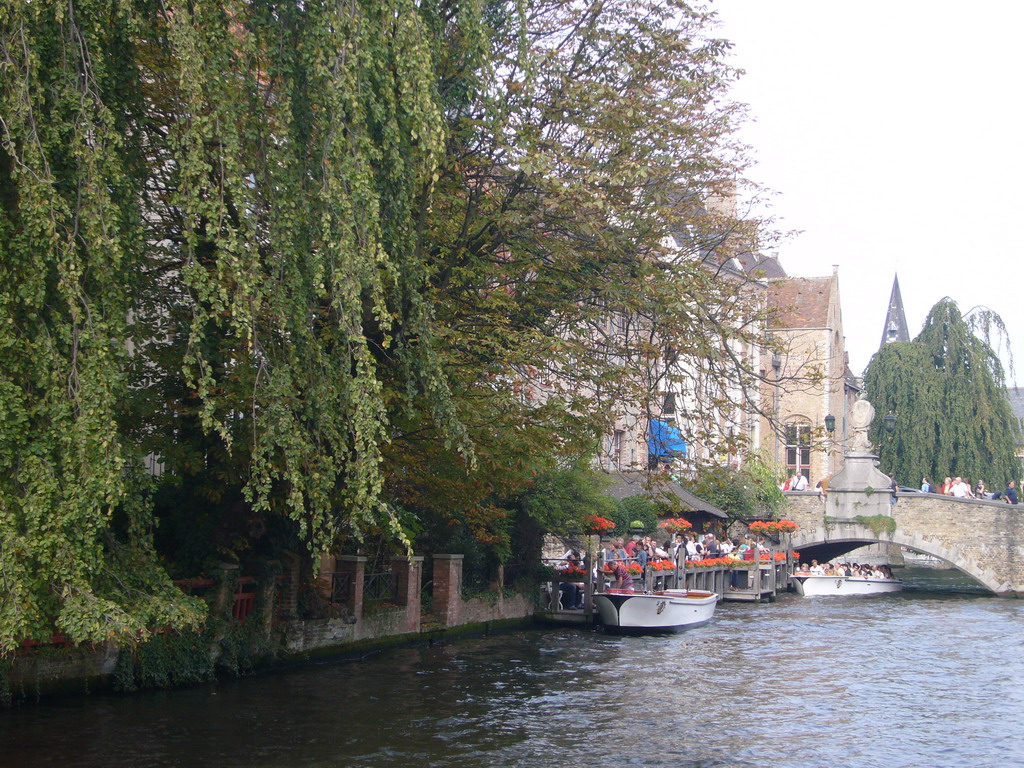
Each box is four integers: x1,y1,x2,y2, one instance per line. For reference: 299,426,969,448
785,421,811,480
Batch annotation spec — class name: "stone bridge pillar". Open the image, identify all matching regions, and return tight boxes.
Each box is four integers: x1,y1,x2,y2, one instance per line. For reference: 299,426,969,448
825,452,894,520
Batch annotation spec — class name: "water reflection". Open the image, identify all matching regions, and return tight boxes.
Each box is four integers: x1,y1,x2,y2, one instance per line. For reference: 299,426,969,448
2,569,1021,768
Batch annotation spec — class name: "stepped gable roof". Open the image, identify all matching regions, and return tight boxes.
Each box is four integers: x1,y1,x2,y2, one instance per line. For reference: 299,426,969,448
602,471,727,518
669,227,787,281
767,276,832,328
737,251,787,279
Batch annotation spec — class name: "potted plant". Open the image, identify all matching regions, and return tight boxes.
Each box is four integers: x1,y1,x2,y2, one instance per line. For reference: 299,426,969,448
658,517,693,534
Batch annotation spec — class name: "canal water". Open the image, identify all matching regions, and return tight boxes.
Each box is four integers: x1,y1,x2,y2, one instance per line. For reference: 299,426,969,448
2,568,1022,768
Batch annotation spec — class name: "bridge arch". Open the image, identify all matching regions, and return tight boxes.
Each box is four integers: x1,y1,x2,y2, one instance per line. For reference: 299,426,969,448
790,525,999,593
781,492,1024,596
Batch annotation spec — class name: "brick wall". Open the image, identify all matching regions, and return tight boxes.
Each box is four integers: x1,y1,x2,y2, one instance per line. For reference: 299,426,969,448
10,554,537,696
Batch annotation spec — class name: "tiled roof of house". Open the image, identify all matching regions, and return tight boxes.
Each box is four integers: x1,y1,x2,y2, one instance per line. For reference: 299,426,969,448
602,471,728,518
737,251,787,279
768,276,833,328
844,359,863,392
669,227,787,281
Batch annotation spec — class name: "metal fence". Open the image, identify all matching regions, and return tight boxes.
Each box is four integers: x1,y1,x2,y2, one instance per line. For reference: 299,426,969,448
331,571,353,604
364,572,397,603
327,570,397,604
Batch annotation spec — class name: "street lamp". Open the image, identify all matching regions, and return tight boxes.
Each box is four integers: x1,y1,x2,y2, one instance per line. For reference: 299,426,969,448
884,412,897,434
771,351,782,465
823,413,836,475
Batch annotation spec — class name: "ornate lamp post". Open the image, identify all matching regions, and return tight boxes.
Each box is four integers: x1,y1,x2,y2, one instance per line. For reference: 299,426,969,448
824,413,836,477
772,351,782,465
884,412,897,434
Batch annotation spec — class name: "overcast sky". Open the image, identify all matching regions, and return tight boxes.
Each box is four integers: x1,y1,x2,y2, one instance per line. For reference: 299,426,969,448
712,1,1024,381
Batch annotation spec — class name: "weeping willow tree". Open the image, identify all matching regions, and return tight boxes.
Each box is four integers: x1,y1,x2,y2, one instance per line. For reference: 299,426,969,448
0,0,460,650
865,298,1021,488
1,0,774,650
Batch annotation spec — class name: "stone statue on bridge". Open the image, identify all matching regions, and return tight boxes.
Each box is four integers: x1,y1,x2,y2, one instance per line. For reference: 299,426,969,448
848,394,875,454
826,393,894,518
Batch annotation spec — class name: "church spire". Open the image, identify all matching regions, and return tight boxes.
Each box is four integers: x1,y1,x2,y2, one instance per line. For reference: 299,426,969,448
879,274,910,348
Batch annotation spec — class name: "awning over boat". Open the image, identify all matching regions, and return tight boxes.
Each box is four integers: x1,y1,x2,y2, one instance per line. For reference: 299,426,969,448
648,419,687,459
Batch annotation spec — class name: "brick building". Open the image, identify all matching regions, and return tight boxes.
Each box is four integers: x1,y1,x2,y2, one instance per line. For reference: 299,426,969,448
761,268,859,483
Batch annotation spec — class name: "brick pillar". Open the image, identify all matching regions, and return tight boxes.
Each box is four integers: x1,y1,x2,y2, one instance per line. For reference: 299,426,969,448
432,554,463,627
214,563,240,620
316,553,337,599
336,555,367,619
279,552,302,619
391,556,425,633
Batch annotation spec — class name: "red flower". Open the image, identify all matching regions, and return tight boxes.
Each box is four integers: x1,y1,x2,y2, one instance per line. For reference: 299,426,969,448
658,517,693,534
748,520,799,535
584,515,616,534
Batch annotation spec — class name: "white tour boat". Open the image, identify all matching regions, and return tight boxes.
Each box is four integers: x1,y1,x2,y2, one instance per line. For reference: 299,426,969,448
593,589,718,633
790,573,902,597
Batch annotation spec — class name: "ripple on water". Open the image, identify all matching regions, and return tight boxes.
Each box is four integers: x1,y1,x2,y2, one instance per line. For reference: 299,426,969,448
1,570,1022,767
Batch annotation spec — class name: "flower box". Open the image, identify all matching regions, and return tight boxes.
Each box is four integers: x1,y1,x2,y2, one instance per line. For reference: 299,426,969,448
647,559,676,571
584,515,616,535
658,517,693,534
748,520,799,535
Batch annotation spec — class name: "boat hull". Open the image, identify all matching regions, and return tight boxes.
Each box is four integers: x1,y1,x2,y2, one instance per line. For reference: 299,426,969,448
594,590,717,633
791,574,902,596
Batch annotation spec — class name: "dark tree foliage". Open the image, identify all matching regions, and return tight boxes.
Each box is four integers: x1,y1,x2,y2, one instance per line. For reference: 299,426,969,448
689,453,784,520
0,0,768,649
865,299,1021,487
611,496,660,536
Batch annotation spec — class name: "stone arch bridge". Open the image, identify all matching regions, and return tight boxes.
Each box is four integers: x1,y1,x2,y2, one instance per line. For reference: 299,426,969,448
781,491,1024,596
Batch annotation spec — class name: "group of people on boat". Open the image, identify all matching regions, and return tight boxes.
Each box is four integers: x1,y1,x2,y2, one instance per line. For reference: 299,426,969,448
552,547,663,605
547,530,776,607
795,560,895,579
